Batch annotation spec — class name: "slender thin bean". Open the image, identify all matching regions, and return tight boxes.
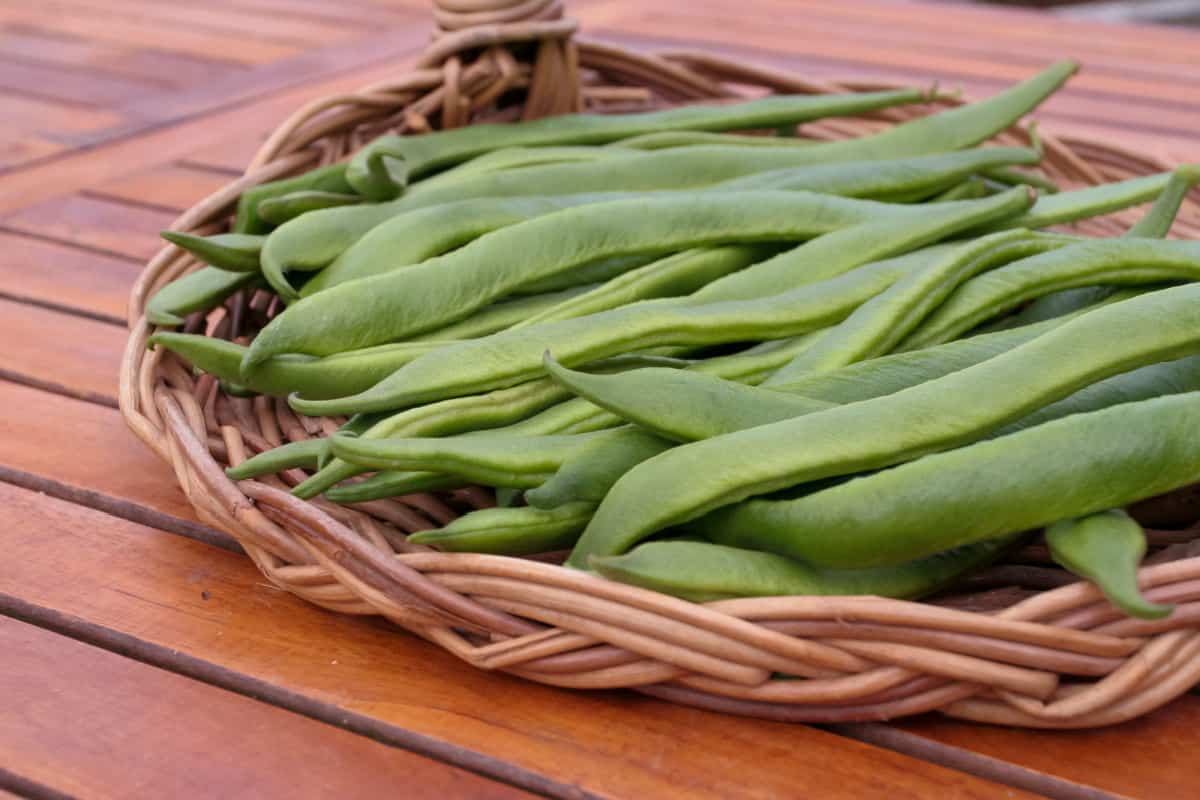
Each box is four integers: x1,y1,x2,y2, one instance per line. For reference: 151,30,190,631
409,502,597,556
160,231,264,273
591,537,1020,602
145,267,258,327
234,162,354,234
256,190,361,226
346,89,931,199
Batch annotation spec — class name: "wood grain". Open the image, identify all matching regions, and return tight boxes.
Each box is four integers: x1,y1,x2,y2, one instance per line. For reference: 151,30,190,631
0,27,236,89
0,298,125,403
0,54,422,214
0,381,198,522
0,56,150,108
1,194,175,260
896,707,1200,799
0,616,530,800
91,164,238,212
0,230,140,320
0,481,1030,800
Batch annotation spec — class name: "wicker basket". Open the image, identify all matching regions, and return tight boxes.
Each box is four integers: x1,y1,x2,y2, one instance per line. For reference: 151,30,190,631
119,0,1200,728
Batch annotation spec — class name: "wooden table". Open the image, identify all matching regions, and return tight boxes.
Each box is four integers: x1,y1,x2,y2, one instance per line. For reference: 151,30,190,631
2,1,1198,797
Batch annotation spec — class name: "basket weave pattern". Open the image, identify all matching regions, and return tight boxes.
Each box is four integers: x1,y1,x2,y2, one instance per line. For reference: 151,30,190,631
119,0,1200,727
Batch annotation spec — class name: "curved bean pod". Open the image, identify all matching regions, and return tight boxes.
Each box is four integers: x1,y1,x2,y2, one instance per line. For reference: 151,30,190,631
145,267,258,327
901,239,1200,349
514,246,776,329
346,89,930,199
700,390,1200,569
591,537,1020,603
293,192,638,300
247,190,945,367
234,162,354,234
256,190,361,226
226,438,327,480
288,251,910,415
329,431,604,489
763,230,1069,383
524,427,675,509
310,334,822,502
147,332,455,400
1046,510,1172,620
613,131,819,149
289,190,1032,414
160,231,264,273
409,502,597,556
567,282,1200,566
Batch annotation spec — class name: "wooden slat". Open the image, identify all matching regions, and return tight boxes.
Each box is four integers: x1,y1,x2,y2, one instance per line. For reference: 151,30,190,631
0,91,122,138
895,710,1200,800
1,194,174,261
0,26,238,89
183,132,273,174
0,48,422,213
91,164,237,212
0,481,1029,800
0,381,198,523
0,7,297,65
0,136,66,171
0,55,150,107
0,617,530,800
50,0,370,47
0,230,140,320
582,9,1200,139
0,298,125,403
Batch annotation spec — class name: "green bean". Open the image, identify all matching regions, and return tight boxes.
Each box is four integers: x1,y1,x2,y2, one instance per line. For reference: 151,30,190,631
930,178,991,202
260,147,1042,302
544,357,832,444
1125,166,1200,238
508,255,654,296
148,333,460,399
590,537,1020,602
1046,510,1172,620
975,171,1180,233
901,239,1200,349
410,284,599,341
701,390,1200,570
763,230,1070,383
981,167,1059,194
293,192,639,300
289,377,573,498
248,191,952,367
256,190,361,226
330,431,604,489
409,502,597,556
288,251,911,415
414,145,636,190
319,336,821,503
514,246,775,329
567,282,1200,566
524,427,675,509
226,438,328,479
613,131,819,149
288,190,1032,414
346,89,931,199
708,147,1039,199
160,231,264,273
234,162,355,234
145,267,258,327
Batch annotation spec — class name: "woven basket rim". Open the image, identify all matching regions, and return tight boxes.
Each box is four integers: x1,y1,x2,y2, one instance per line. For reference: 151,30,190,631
118,6,1200,728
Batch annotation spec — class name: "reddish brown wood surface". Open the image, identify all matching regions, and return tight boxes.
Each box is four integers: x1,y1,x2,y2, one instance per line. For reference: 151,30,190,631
3,0,1200,797
0,616,531,800
0,482,1036,800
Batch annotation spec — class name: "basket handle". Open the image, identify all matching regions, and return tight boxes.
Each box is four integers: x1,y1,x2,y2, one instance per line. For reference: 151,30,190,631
421,0,583,120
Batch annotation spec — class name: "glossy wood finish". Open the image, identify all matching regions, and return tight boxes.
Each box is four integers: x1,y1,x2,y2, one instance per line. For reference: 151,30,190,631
1,0,1198,797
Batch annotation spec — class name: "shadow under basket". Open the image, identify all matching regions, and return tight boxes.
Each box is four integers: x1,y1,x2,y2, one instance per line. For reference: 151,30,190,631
119,0,1200,728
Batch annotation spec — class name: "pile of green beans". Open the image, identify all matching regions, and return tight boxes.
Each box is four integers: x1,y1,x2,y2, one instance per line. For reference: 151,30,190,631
146,61,1200,616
